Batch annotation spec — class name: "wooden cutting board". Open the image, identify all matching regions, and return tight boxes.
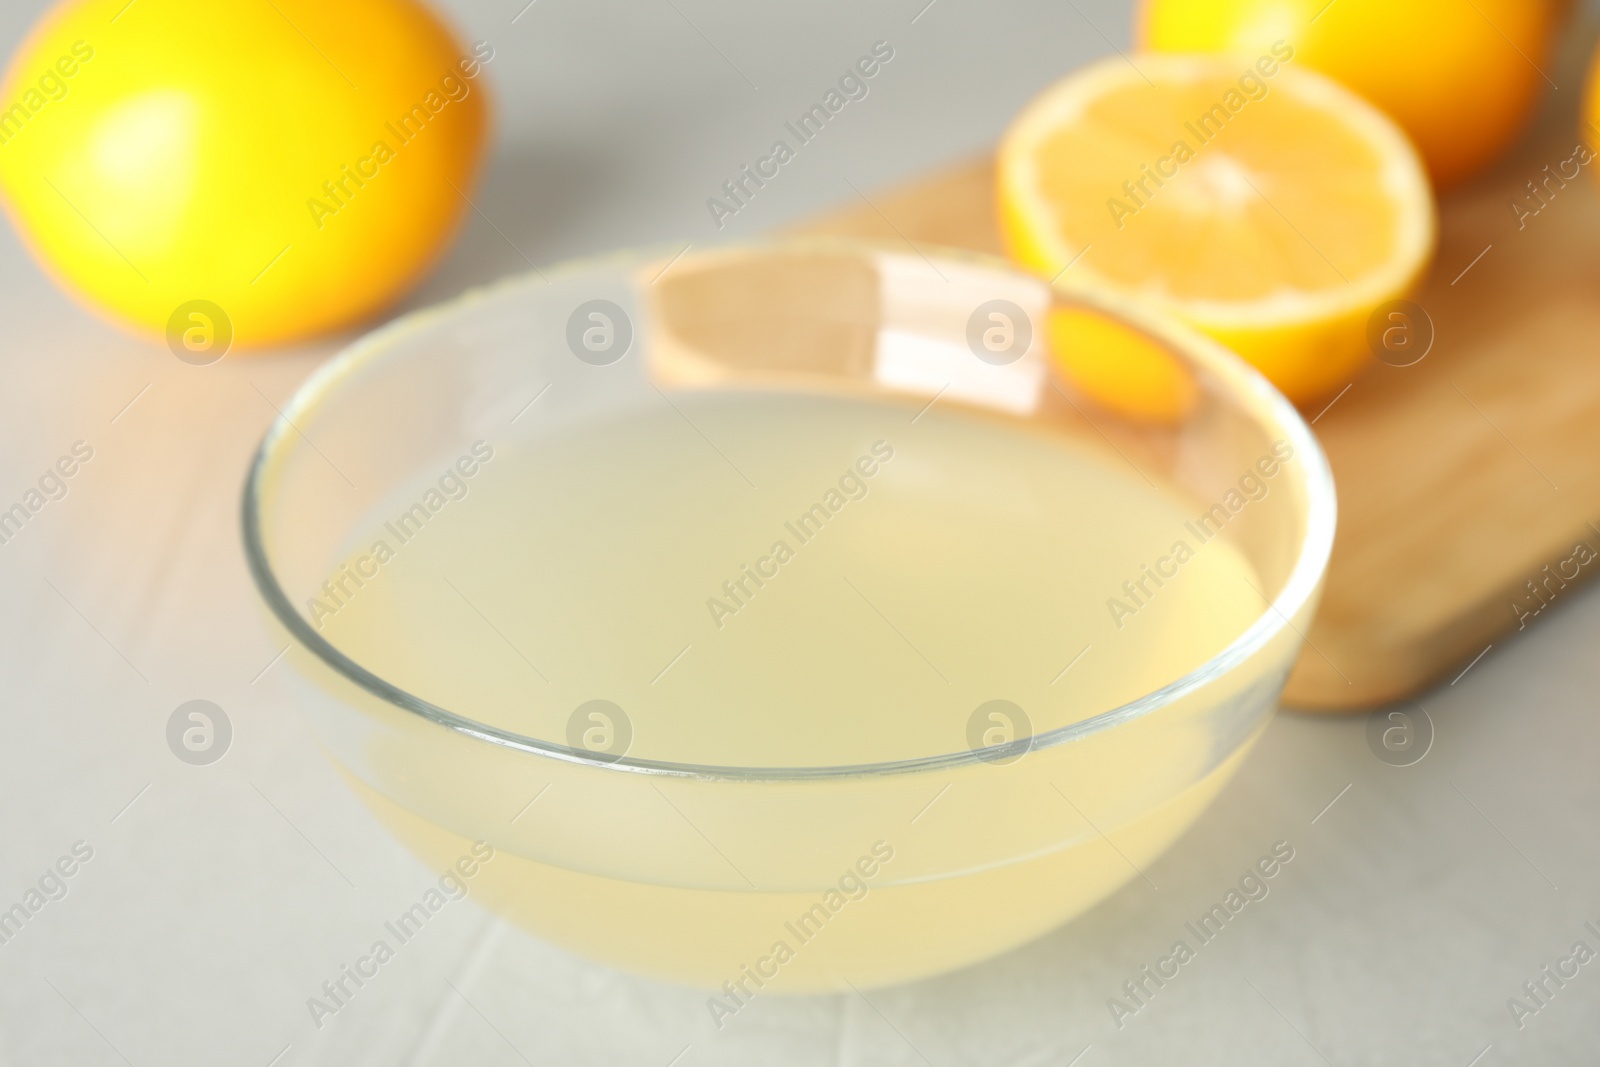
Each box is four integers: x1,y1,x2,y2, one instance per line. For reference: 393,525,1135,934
792,37,1600,711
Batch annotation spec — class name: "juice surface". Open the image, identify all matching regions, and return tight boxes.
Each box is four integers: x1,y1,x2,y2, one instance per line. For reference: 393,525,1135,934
317,389,1261,767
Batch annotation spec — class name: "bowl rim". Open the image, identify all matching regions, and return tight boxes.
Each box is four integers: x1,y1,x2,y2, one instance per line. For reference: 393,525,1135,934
241,237,1337,781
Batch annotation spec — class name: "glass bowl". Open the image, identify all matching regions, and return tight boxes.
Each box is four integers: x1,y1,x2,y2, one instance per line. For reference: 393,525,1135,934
243,238,1334,994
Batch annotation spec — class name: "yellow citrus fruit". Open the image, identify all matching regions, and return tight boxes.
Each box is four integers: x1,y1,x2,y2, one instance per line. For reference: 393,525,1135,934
997,54,1435,411
1046,306,1198,424
1584,46,1600,187
1137,0,1558,190
0,0,490,348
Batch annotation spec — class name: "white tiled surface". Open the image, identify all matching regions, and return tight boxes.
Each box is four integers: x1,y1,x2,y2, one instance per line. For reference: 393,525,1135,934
1,1,1597,1063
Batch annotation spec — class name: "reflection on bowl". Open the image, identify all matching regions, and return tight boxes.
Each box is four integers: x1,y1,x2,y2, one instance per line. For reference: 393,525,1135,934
243,240,1333,993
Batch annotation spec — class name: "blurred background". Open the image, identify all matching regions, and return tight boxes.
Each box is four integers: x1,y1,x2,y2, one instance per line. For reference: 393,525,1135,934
1,0,1598,1064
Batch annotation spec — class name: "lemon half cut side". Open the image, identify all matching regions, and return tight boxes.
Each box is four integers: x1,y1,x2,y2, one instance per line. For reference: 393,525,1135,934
999,53,1436,410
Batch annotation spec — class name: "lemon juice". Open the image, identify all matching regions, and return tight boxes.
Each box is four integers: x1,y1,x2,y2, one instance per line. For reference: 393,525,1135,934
311,387,1277,991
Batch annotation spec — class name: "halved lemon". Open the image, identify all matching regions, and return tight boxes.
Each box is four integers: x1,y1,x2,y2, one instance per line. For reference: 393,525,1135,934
998,53,1436,412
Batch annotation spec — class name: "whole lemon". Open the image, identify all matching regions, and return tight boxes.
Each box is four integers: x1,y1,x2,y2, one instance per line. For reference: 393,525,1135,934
1138,0,1558,189
0,0,490,348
